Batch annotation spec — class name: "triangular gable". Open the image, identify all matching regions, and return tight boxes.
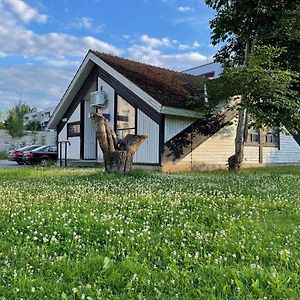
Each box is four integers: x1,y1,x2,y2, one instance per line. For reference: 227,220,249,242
48,51,163,129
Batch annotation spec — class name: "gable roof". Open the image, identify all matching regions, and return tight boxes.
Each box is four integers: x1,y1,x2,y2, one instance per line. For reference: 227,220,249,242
48,50,204,129
91,51,203,110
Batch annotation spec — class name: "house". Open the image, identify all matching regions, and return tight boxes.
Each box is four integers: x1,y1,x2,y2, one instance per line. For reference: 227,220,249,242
47,50,300,170
24,106,56,131
183,61,223,78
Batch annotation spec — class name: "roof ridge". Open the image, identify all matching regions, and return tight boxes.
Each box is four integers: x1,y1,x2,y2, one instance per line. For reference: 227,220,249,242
90,49,199,78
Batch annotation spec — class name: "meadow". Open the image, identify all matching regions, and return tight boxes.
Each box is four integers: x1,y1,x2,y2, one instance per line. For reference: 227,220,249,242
0,167,299,299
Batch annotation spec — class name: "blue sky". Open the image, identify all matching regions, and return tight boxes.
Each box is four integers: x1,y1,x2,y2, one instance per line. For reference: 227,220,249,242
0,0,216,112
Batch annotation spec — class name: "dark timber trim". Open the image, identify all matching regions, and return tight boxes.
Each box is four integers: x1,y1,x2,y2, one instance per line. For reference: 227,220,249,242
80,101,85,159
162,104,238,163
134,107,138,135
292,133,300,147
57,65,98,134
159,114,165,165
113,91,118,132
95,78,99,159
258,129,263,163
133,162,160,166
98,66,161,124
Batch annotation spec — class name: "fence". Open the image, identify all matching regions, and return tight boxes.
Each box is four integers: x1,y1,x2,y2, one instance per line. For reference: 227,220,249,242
0,129,57,152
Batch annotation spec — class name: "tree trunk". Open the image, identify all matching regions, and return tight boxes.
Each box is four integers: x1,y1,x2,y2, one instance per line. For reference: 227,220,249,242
228,38,252,172
90,113,147,173
228,109,248,172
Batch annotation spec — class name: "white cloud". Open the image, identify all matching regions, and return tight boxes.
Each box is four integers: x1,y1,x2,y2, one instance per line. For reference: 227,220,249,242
140,34,171,48
178,41,201,51
178,44,190,50
0,2,122,111
128,42,208,71
193,41,200,48
127,34,208,70
0,60,79,111
177,6,194,13
3,0,48,23
0,3,122,59
0,3,209,112
67,17,105,33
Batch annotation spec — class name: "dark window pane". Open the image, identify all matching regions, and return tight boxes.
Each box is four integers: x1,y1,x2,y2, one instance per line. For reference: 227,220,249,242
116,95,135,139
67,122,80,137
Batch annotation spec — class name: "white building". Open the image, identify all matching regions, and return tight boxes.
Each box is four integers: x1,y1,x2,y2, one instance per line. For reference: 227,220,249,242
48,51,300,170
24,106,56,131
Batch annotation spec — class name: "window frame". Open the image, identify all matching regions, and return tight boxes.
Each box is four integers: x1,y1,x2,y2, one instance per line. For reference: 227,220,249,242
115,95,137,139
246,127,279,148
67,121,81,138
262,128,280,148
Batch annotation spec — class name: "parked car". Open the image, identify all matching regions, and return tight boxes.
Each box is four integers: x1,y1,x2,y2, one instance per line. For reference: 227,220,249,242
8,145,41,164
24,145,58,166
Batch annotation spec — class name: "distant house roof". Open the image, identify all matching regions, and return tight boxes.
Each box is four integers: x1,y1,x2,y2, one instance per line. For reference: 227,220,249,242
91,50,203,109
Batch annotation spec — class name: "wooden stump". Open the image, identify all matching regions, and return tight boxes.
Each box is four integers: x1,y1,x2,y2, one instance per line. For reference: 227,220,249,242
90,113,147,173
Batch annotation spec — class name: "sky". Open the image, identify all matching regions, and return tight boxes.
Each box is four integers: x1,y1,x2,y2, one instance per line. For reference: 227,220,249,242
0,0,216,112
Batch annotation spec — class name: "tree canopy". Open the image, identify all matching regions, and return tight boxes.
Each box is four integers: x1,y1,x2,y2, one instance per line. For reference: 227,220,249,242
206,0,300,71
5,102,31,138
207,46,300,132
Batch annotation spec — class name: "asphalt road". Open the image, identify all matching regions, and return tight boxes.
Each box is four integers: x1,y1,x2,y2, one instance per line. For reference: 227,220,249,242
0,160,21,168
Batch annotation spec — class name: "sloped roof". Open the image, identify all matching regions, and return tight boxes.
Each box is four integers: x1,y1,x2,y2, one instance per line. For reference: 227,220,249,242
91,50,203,109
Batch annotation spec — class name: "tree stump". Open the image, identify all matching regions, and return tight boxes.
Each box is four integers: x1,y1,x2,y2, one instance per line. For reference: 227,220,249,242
90,113,147,173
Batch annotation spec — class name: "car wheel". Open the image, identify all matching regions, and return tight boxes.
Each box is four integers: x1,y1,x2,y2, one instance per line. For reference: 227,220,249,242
17,161,24,165
40,158,49,166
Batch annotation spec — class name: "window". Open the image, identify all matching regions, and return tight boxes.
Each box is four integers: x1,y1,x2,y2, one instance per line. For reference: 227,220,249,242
48,146,57,153
247,127,279,147
116,95,136,139
264,128,279,147
67,122,80,137
247,128,259,144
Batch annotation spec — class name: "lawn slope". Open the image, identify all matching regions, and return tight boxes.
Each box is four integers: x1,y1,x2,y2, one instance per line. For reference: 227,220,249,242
0,167,299,299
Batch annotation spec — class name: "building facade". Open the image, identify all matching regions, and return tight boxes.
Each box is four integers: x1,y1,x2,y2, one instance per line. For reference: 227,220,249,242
48,51,300,170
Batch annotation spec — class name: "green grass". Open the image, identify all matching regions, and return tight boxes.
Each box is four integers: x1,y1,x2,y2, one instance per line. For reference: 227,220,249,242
0,167,299,299
0,151,7,160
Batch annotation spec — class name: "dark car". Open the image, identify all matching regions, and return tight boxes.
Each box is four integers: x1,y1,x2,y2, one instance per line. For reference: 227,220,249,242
8,145,41,164
24,145,58,166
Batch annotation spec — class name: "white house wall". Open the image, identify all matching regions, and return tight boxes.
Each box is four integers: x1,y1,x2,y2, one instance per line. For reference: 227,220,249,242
96,77,115,161
181,122,259,165
84,100,96,159
184,62,223,77
58,105,81,160
164,115,196,142
83,81,97,159
263,134,300,163
98,77,115,128
134,110,159,164
179,121,300,166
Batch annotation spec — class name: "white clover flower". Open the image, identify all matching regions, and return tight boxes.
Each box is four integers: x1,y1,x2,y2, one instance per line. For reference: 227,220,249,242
42,237,49,243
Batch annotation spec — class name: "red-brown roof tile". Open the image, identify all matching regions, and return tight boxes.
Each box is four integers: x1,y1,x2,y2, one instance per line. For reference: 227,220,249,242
91,50,203,109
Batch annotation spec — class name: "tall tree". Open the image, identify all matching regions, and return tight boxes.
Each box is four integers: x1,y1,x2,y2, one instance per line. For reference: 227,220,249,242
5,102,31,138
205,0,300,171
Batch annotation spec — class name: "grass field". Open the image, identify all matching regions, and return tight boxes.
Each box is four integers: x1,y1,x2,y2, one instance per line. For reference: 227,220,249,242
0,167,299,299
